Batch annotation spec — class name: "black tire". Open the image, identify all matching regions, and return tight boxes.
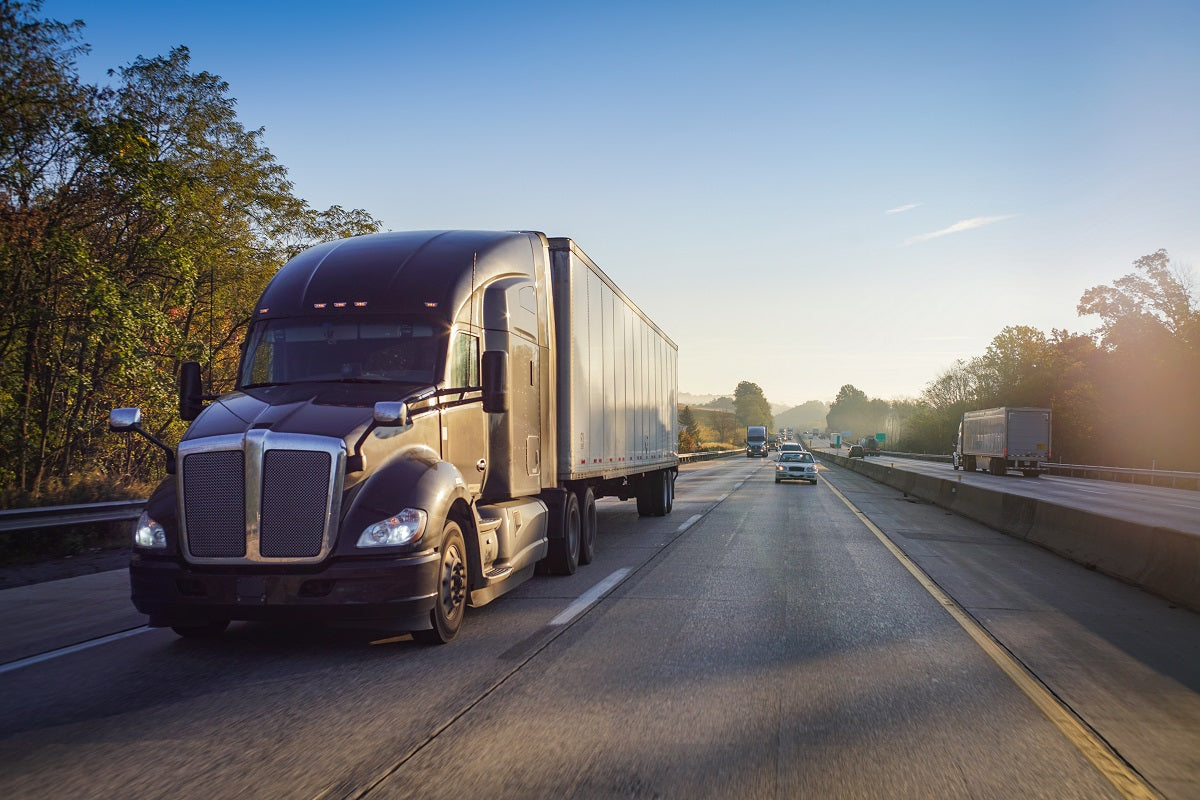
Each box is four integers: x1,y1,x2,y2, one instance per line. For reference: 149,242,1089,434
576,486,597,565
171,620,229,639
544,491,581,575
638,470,672,517
412,521,468,644
636,474,654,516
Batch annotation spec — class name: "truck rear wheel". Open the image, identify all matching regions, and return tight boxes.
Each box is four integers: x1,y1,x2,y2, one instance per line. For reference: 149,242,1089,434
637,470,673,517
576,487,597,565
544,490,581,575
413,521,467,644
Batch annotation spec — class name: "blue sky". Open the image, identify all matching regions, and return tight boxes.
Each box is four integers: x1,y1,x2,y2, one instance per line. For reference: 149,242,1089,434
43,0,1200,406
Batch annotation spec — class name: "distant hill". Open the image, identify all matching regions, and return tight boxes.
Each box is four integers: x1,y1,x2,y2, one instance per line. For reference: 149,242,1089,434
774,400,829,432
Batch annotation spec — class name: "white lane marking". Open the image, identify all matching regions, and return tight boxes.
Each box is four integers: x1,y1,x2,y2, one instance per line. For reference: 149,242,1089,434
0,626,153,675
1075,488,1108,495
677,514,703,533
548,569,630,627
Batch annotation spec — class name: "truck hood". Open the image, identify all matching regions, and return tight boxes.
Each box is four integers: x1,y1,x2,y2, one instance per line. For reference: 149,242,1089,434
181,382,434,443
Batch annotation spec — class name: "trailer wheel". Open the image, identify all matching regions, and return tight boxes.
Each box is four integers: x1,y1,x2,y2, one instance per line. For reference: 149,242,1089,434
544,491,581,575
576,487,597,565
171,620,229,639
638,470,673,517
413,521,467,644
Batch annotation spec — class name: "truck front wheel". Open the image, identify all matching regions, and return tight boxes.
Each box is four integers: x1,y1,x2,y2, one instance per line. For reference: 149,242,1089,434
413,521,467,644
544,491,581,575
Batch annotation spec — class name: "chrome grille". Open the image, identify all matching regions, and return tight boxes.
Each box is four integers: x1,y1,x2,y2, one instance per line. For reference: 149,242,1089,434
177,432,344,564
260,450,331,558
183,450,247,557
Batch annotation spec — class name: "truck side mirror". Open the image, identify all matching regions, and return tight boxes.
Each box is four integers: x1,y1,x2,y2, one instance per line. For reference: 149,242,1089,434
179,361,204,421
109,407,142,432
481,350,508,413
373,401,409,427
109,407,176,474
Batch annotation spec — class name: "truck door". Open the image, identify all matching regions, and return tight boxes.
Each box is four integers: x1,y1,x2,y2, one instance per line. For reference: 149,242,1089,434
442,330,487,496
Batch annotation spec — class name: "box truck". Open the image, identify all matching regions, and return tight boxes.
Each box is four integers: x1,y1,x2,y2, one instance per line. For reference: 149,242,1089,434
746,425,768,457
952,407,1051,477
110,230,678,643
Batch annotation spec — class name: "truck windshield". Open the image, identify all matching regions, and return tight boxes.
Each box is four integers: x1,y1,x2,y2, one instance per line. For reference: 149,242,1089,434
239,316,440,387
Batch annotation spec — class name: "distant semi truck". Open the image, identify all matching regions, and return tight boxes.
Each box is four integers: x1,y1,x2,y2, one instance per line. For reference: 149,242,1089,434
110,230,678,643
746,425,768,457
953,407,1051,477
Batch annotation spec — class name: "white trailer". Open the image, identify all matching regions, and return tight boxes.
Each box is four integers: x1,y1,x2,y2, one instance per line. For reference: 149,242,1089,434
954,406,1052,477
549,238,678,510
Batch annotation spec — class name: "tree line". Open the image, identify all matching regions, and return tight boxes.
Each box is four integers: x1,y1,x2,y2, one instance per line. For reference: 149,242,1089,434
827,249,1200,470
0,2,381,505
678,381,772,452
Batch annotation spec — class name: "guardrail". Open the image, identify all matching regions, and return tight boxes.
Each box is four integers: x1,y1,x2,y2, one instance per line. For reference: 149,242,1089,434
1043,462,1200,490
831,449,1200,490
679,447,747,463
0,499,146,534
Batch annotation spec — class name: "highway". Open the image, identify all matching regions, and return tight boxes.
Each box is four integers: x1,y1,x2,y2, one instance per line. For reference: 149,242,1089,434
837,450,1200,535
1,457,1198,798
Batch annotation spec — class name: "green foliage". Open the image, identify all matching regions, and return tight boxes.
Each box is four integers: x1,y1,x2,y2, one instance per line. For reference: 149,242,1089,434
733,381,772,429
826,384,889,440
0,3,382,506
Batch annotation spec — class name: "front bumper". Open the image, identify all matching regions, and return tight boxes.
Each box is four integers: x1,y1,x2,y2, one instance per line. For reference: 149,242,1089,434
776,469,818,482
131,551,441,629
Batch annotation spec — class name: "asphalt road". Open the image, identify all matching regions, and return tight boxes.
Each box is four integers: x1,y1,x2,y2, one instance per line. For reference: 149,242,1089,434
1,457,1197,798
832,450,1200,535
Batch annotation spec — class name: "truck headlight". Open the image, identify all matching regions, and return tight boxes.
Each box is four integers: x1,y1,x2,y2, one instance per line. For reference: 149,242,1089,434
133,510,167,549
357,508,427,547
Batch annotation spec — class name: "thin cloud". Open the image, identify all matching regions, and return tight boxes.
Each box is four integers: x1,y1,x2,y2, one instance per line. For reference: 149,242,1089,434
885,202,922,215
903,214,1016,246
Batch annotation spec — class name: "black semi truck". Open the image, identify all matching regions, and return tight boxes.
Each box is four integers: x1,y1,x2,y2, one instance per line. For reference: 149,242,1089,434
111,230,678,643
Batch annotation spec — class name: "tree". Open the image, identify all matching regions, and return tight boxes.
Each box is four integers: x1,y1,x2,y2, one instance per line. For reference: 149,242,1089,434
678,406,701,453
1076,250,1200,469
974,325,1062,408
0,13,381,502
733,381,771,430
1078,249,1198,354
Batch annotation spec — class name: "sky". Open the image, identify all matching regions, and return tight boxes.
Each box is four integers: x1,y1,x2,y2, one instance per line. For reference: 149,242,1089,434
40,0,1200,407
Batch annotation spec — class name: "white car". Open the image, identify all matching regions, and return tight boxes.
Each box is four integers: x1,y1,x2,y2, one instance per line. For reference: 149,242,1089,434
775,451,818,484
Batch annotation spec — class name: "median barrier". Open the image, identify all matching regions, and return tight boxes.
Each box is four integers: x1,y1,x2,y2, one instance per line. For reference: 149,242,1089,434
813,450,1200,615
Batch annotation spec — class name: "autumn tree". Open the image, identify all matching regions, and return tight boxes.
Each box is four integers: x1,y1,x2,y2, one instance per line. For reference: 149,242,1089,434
678,406,701,453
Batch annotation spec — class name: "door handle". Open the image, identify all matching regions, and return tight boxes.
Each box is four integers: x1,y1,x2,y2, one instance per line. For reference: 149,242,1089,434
476,459,487,472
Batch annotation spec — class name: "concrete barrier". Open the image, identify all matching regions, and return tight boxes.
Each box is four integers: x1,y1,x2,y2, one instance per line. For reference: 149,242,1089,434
814,450,1200,614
